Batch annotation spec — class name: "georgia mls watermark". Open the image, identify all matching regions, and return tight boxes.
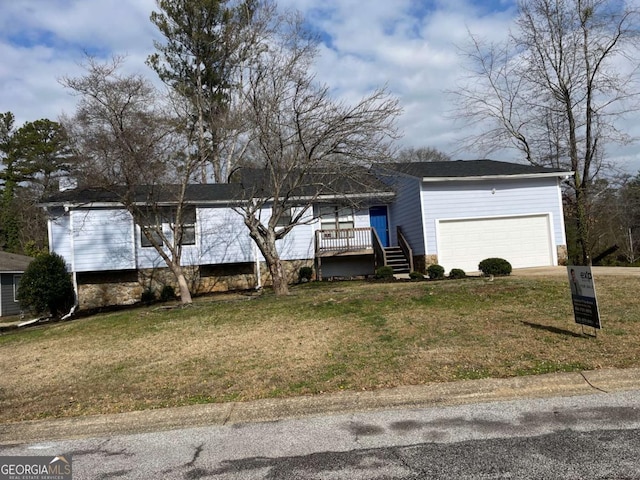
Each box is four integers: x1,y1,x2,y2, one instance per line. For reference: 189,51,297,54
0,456,72,480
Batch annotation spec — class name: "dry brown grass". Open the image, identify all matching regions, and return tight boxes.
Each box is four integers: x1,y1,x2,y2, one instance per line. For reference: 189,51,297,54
1,273,639,423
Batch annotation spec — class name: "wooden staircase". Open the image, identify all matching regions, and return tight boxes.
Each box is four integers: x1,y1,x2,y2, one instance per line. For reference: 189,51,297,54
384,246,411,274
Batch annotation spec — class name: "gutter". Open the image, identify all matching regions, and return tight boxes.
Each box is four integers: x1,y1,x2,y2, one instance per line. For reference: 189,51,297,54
41,191,396,210
420,172,574,182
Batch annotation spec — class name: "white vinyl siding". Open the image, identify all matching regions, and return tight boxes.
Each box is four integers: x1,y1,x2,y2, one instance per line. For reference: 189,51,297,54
269,206,315,261
437,214,555,272
47,202,380,274
386,175,425,254
49,212,72,269
422,177,566,256
196,208,255,264
71,209,136,272
353,208,372,229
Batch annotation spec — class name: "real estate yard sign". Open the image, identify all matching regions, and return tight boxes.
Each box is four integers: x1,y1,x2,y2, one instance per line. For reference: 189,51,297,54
567,265,601,329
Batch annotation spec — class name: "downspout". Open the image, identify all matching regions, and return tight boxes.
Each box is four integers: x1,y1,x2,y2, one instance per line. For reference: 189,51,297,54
61,271,79,321
61,208,78,320
255,242,262,290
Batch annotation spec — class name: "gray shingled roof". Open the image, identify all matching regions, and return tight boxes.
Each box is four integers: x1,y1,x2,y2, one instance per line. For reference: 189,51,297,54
380,160,571,178
41,168,394,206
0,251,33,272
41,183,245,206
234,168,393,198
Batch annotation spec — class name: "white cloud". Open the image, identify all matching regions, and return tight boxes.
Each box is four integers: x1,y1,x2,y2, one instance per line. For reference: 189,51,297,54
0,0,638,173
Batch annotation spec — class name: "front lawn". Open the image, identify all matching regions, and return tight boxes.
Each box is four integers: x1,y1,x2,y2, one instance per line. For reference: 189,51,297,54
1,274,638,422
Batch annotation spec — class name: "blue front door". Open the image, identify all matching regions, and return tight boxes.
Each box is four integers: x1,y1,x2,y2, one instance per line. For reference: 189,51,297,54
369,206,389,247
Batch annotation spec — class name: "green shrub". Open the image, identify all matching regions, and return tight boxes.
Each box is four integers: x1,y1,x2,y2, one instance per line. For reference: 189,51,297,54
141,288,156,304
478,257,512,276
299,266,314,282
160,285,176,302
375,266,395,279
427,264,445,280
17,252,75,317
409,271,425,280
449,268,466,279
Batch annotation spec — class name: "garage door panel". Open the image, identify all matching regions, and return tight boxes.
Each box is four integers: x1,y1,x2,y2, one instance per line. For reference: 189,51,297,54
437,215,554,272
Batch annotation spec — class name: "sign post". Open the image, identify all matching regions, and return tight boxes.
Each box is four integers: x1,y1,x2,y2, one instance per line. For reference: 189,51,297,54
567,265,601,332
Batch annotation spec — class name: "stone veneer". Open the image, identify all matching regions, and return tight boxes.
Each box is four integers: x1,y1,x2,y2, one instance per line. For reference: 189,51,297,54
259,259,315,284
413,255,438,274
76,260,315,310
557,245,568,265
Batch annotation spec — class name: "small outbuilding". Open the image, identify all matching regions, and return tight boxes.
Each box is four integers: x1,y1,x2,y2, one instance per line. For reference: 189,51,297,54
0,251,33,317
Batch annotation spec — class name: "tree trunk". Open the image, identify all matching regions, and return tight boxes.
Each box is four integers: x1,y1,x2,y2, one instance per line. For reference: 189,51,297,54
170,264,193,304
268,257,289,296
247,226,290,296
574,185,592,265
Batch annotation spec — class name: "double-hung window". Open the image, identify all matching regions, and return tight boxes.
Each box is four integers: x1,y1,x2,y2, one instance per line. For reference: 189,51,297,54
319,205,354,239
139,207,196,247
13,274,21,302
141,225,164,248
177,208,196,246
276,207,293,228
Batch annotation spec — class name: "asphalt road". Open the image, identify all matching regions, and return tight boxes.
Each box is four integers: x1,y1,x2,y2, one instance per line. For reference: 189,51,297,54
2,370,640,479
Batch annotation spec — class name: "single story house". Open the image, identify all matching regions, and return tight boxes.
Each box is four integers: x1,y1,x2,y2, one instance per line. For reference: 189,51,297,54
0,251,33,317
41,160,572,309
375,160,572,273
41,172,397,309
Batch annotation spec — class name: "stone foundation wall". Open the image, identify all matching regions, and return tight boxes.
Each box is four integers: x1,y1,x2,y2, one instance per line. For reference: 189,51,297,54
75,260,316,310
413,255,438,274
259,259,315,285
197,263,258,293
557,245,568,265
76,271,142,310
76,263,259,309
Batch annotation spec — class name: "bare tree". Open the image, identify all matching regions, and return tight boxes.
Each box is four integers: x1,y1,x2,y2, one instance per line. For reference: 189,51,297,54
396,146,451,163
619,172,640,263
61,57,201,304
231,13,401,296
452,0,640,264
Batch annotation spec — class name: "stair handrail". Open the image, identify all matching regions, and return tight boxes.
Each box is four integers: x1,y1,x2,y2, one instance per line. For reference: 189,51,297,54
397,226,414,272
371,228,387,270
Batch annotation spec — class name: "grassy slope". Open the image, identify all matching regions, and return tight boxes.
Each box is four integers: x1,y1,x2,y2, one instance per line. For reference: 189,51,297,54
1,275,639,422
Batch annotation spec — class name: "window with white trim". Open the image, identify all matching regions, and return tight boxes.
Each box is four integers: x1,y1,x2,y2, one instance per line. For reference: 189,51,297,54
141,226,164,248
276,207,293,227
319,205,355,238
177,208,196,246
13,274,21,302
139,207,196,247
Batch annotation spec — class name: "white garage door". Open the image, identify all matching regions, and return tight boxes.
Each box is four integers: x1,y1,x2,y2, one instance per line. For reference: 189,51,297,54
437,214,555,273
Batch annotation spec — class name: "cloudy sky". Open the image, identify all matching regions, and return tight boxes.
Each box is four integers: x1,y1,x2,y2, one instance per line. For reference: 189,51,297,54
2,0,640,174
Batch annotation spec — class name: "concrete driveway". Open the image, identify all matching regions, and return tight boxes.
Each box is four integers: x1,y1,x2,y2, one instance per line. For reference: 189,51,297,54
512,266,640,277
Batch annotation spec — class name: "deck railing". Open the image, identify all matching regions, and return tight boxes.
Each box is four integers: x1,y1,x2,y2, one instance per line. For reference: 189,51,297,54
371,227,387,269
315,227,374,255
397,226,414,272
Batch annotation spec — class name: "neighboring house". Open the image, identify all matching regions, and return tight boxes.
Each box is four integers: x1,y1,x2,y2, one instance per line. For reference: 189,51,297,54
375,160,573,273
0,251,33,317
41,160,572,309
